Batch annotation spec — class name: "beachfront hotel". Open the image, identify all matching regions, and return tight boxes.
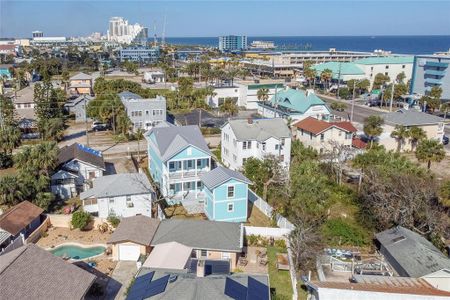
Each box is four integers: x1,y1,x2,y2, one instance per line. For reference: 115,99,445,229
218,35,248,52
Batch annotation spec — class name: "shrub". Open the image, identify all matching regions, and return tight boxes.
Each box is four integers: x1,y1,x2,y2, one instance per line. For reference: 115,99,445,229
0,153,13,169
107,215,121,228
71,210,92,230
274,239,286,249
321,218,370,247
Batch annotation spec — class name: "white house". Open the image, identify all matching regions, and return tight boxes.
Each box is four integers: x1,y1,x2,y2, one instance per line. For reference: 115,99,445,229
51,143,105,200
221,118,291,170
143,71,165,83
80,173,154,218
292,117,357,154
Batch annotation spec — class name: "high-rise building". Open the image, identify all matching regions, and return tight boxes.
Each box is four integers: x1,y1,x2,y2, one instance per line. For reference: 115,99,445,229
218,35,247,52
32,31,43,38
107,17,148,44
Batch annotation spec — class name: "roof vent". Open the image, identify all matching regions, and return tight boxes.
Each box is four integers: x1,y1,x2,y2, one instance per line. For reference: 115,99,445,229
168,274,178,283
392,236,406,243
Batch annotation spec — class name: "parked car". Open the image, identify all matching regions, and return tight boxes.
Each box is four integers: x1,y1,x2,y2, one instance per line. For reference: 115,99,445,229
91,121,110,131
443,135,449,145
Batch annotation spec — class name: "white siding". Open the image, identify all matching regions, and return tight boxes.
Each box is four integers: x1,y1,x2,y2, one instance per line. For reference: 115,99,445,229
87,193,153,218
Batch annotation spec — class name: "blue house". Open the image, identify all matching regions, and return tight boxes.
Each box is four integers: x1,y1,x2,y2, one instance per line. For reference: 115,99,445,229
200,166,251,223
146,125,212,206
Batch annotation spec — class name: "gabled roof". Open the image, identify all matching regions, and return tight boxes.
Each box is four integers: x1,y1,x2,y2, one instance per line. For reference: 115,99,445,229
375,226,450,278
80,173,153,200
146,125,211,162
58,143,105,170
69,72,92,80
0,244,96,300
0,201,43,236
383,109,444,126
118,91,143,100
293,116,357,135
108,215,160,246
151,219,243,252
269,89,327,114
354,56,414,65
200,166,251,190
64,95,93,107
142,241,193,270
227,118,291,142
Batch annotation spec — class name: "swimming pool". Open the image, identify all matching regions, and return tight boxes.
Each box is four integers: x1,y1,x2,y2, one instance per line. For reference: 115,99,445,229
49,244,106,260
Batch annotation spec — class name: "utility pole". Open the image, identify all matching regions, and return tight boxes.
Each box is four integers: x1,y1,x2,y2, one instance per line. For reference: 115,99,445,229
84,96,90,146
336,62,342,99
351,81,357,122
389,81,395,112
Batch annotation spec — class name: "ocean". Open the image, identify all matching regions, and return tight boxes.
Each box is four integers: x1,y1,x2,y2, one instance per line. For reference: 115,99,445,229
165,36,450,55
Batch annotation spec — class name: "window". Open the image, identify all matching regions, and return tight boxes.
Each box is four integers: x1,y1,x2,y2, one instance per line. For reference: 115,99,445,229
345,133,352,139
247,141,252,149
187,160,193,168
146,110,149,115
385,65,389,69
402,65,405,69
197,159,202,167
320,134,325,141
275,144,279,150
310,133,313,140
227,186,235,198
301,129,304,136
242,141,247,150
169,161,175,170
262,142,266,151
109,198,114,204
126,196,133,208
200,250,208,257
227,203,234,212
89,171,96,179
197,181,202,189
233,154,237,162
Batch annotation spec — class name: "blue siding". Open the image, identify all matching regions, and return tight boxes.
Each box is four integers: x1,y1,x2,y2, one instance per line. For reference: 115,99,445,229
204,187,214,219
211,179,248,222
170,146,210,161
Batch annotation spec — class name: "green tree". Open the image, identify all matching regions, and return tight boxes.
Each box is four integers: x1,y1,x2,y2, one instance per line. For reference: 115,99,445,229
0,126,21,154
409,126,426,151
34,81,65,139
71,210,92,230
363,115,384,148
34,192,55,210
337,87,350,99
415,139,445,169
257,88,269,101
219,98,238,116
357,79,370,93
439,180,450,207
320,69,333,90
373,73,390,90
0,95,16,126
0,175,23,206
135,128,145,161
396,72,406,83
390,125,410,152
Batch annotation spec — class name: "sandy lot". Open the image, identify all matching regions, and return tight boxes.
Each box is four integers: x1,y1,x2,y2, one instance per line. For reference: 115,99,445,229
37,227,111,248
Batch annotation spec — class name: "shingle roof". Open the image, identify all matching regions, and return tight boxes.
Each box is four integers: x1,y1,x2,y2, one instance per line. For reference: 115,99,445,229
383,109,444,126
80,173,153,200
309,280,450,297
269,89,328,114
146,125,211,162
200,166,251,190
354,56,414,65
151,219,243,252
375,226,450,278
69,72,92,80
293,116,357,135
227,118,291,142
108,215,160,246
0,244,96,300
130,268,269,300
0,201,43,236
58,143,105,170
118,91,143,100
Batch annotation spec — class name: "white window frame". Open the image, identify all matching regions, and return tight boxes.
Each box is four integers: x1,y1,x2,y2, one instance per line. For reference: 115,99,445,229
227,202,234,212
227,185,235,198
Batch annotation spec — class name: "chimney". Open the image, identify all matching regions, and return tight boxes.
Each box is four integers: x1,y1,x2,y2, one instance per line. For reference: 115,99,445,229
196,259,205,278
247,117,253,125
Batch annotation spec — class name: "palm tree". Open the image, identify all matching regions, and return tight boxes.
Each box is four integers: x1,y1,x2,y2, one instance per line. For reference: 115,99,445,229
135,128,145,162
219,98,238,116
0,175,23,205
33,142,59,176
409,126,426,151
0,126,21,154
363,115,384,149
320,69,333,90
303,67,316,88
257,88,269,102
390,125,410,152
415,139,445,169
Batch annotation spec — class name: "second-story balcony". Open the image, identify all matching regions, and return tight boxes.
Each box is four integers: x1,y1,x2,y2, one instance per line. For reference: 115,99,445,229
167,158,210,180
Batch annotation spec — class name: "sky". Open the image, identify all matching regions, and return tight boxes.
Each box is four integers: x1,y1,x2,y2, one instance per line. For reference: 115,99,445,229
1,0,450,38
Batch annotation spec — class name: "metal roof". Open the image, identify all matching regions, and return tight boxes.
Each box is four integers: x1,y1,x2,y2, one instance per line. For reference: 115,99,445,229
375,226,450,278
80,173,153,199
383,109,444,126
354,56,414,65
268,88,328,114
227,118,291,142
69,72,92,80
200,166,251,190
151,219,242,252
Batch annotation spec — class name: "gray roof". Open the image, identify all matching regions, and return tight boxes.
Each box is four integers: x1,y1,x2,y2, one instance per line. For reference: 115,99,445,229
80,173,153,200
58,143,105,170
118,91,143,100
227,118,291,142
130,268,269,300
108,215,160,246
151,219,243,252
70,72,92,80
375,226,450,277
146,125,211,162
0,244,95,300
0,229,11,245
65,95,93,108
383,109,444,126
200,166,251,190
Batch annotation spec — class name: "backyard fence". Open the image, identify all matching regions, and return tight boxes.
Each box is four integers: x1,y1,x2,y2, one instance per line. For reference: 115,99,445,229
244,226,291,238
47,214,106,229
248,190,295,231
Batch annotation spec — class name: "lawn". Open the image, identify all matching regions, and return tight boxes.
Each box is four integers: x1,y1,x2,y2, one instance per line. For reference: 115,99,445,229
246,204,273,227
267,246,293,300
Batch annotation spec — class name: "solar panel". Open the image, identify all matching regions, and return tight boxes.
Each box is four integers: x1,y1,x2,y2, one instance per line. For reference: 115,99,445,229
125,272,155,300
142,274,170,298
224,277,247,300
247,277,269,300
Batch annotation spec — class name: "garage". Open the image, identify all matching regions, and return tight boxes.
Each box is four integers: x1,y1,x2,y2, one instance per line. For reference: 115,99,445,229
118,244,141,261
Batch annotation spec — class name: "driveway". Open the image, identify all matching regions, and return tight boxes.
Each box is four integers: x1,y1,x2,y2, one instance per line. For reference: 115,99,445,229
104,261,137,300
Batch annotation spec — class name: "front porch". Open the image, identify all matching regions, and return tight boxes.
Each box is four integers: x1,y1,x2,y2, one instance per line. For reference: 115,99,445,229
170,190,206,215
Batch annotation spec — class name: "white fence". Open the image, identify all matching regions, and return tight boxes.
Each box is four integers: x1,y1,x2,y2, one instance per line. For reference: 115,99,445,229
244,226,291,238
248,190,295,231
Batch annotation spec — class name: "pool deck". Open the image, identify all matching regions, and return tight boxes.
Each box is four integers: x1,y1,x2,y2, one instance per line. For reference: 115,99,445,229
48,242,108,261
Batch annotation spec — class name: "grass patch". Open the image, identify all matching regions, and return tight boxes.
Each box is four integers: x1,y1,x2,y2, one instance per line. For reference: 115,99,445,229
267,246,293,300
164,205,205,220
321,218,371,247
246,204,273,227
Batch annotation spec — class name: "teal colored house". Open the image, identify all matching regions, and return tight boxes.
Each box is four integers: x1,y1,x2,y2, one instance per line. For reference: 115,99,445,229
200,166,251,223
257,88,331,121
146,125,212,206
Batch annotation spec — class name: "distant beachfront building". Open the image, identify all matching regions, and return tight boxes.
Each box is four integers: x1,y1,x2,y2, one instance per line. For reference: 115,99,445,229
410,54,450,101
218,35,247,52
32,31,43,38
107,17,148,44
119,47,160,63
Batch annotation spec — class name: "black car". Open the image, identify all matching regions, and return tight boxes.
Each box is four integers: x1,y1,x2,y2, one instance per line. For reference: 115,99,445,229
443,135,449,145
